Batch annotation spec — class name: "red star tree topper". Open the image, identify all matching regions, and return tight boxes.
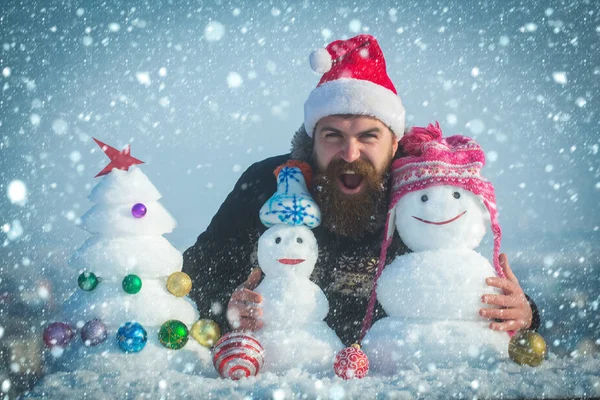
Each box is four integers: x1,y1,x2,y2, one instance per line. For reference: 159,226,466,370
93,138,144,177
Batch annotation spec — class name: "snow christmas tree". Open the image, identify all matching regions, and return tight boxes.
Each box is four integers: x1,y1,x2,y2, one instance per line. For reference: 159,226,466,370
44,139,217,375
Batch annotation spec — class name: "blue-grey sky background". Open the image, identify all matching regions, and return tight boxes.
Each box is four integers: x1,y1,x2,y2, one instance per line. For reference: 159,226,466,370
0,0,597,256
0,2,599,382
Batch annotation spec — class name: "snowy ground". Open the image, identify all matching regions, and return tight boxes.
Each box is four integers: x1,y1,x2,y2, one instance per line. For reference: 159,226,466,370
17,235,600,399
22,354,600,399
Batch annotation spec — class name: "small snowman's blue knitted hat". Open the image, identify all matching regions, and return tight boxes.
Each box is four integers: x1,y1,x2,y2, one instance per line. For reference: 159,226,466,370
259,160,321,229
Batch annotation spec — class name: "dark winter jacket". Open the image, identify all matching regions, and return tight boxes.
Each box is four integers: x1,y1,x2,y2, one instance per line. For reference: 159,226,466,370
182,130,540,345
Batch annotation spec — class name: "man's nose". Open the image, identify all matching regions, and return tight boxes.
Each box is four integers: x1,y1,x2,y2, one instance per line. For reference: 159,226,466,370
340,139,361,163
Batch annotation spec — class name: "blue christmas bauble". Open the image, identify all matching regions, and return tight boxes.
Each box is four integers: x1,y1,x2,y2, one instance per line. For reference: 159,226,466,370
116,322,147,353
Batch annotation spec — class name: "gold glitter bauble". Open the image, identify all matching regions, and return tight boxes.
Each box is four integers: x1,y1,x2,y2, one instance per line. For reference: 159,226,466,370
509,330,547,367
166,272,192,297
190,319,221,348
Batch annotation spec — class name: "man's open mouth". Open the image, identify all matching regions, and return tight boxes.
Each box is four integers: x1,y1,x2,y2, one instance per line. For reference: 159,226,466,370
278,259,305,265
338,171,364,193
412,211,467,225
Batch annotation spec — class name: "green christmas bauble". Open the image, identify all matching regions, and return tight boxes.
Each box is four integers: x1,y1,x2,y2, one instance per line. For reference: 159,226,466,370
158,320,189,350
509,330,547,367
78,272,99,291
122,274,142,294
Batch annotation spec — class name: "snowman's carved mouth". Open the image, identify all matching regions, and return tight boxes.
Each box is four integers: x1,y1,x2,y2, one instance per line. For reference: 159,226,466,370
412,211,467,225
278,258,305,265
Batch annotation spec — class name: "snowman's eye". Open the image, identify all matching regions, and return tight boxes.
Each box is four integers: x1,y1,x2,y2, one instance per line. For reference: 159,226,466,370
421,195,428,202
296,237,303,244
275,237,281,244
453,192,460,199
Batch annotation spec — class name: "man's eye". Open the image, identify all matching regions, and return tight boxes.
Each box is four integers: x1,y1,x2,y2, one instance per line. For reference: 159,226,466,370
324,132,342,138
360,133,377,140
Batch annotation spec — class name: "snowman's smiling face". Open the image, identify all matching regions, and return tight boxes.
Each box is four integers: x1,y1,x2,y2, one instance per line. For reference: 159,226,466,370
257,224,318,279
394,186,488,252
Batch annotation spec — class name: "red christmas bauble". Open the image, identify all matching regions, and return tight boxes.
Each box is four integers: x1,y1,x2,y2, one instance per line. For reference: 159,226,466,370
334,344,369,379
212,331,265,380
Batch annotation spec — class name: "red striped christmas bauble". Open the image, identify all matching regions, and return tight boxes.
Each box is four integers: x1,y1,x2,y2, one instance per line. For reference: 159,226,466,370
212,331,265,380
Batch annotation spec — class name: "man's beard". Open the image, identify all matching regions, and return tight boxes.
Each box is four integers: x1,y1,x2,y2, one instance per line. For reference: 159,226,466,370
311,157,392,239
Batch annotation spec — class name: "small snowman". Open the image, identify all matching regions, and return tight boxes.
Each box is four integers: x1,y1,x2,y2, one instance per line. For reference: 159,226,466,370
256,160,344,374
362,122,511,373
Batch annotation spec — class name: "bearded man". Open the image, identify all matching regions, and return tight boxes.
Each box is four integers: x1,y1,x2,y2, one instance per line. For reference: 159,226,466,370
182,34,540,345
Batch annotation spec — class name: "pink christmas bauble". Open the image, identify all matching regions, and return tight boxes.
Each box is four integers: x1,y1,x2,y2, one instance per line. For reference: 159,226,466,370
333,345,369,380
212,331,265,380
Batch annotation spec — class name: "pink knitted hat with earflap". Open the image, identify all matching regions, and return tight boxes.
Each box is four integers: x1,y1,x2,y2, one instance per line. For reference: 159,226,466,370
360,121,505,341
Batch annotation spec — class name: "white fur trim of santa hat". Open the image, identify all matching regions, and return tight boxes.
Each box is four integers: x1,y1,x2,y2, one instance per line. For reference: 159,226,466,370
303,78,406,138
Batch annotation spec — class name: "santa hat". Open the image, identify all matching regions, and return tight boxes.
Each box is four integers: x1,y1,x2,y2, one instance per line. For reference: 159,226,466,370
304,34,405,138
259,160,321,229
360,122,505,340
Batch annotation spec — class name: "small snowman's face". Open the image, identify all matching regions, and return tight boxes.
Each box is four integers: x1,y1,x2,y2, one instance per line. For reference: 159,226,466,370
394,186,488,252
257,224,318,279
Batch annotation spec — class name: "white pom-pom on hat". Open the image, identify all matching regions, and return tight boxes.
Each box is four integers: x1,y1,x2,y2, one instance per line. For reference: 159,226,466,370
309,48,332,73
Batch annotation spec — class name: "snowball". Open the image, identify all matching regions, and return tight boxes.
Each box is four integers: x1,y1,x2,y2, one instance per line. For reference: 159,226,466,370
69,150,81,163
5,220,23,240
446,114,458,125
349,19,362,33
52,118,69,135
8,179,27,205
466,119,485,135
226,72,243,88
2,67,10,77
204,21,225,42
136,72,151,86
108,23,121,32
552,72,567,85
82,36,93,46
272,389,285,400
1,379,10,393
30,113,41,126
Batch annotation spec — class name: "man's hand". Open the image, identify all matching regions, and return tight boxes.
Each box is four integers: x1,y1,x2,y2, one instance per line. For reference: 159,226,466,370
227,268,264,331
480,253,533,332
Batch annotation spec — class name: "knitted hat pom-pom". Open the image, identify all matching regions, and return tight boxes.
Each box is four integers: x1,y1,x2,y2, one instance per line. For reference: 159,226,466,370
400,121,443,156
274,160,313,186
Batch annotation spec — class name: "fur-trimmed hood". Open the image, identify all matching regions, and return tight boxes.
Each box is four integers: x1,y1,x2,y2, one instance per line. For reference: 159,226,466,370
290,124,313,165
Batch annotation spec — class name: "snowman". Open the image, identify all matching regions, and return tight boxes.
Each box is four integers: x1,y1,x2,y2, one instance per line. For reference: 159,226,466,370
255,161,344,374
362,122,511,373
